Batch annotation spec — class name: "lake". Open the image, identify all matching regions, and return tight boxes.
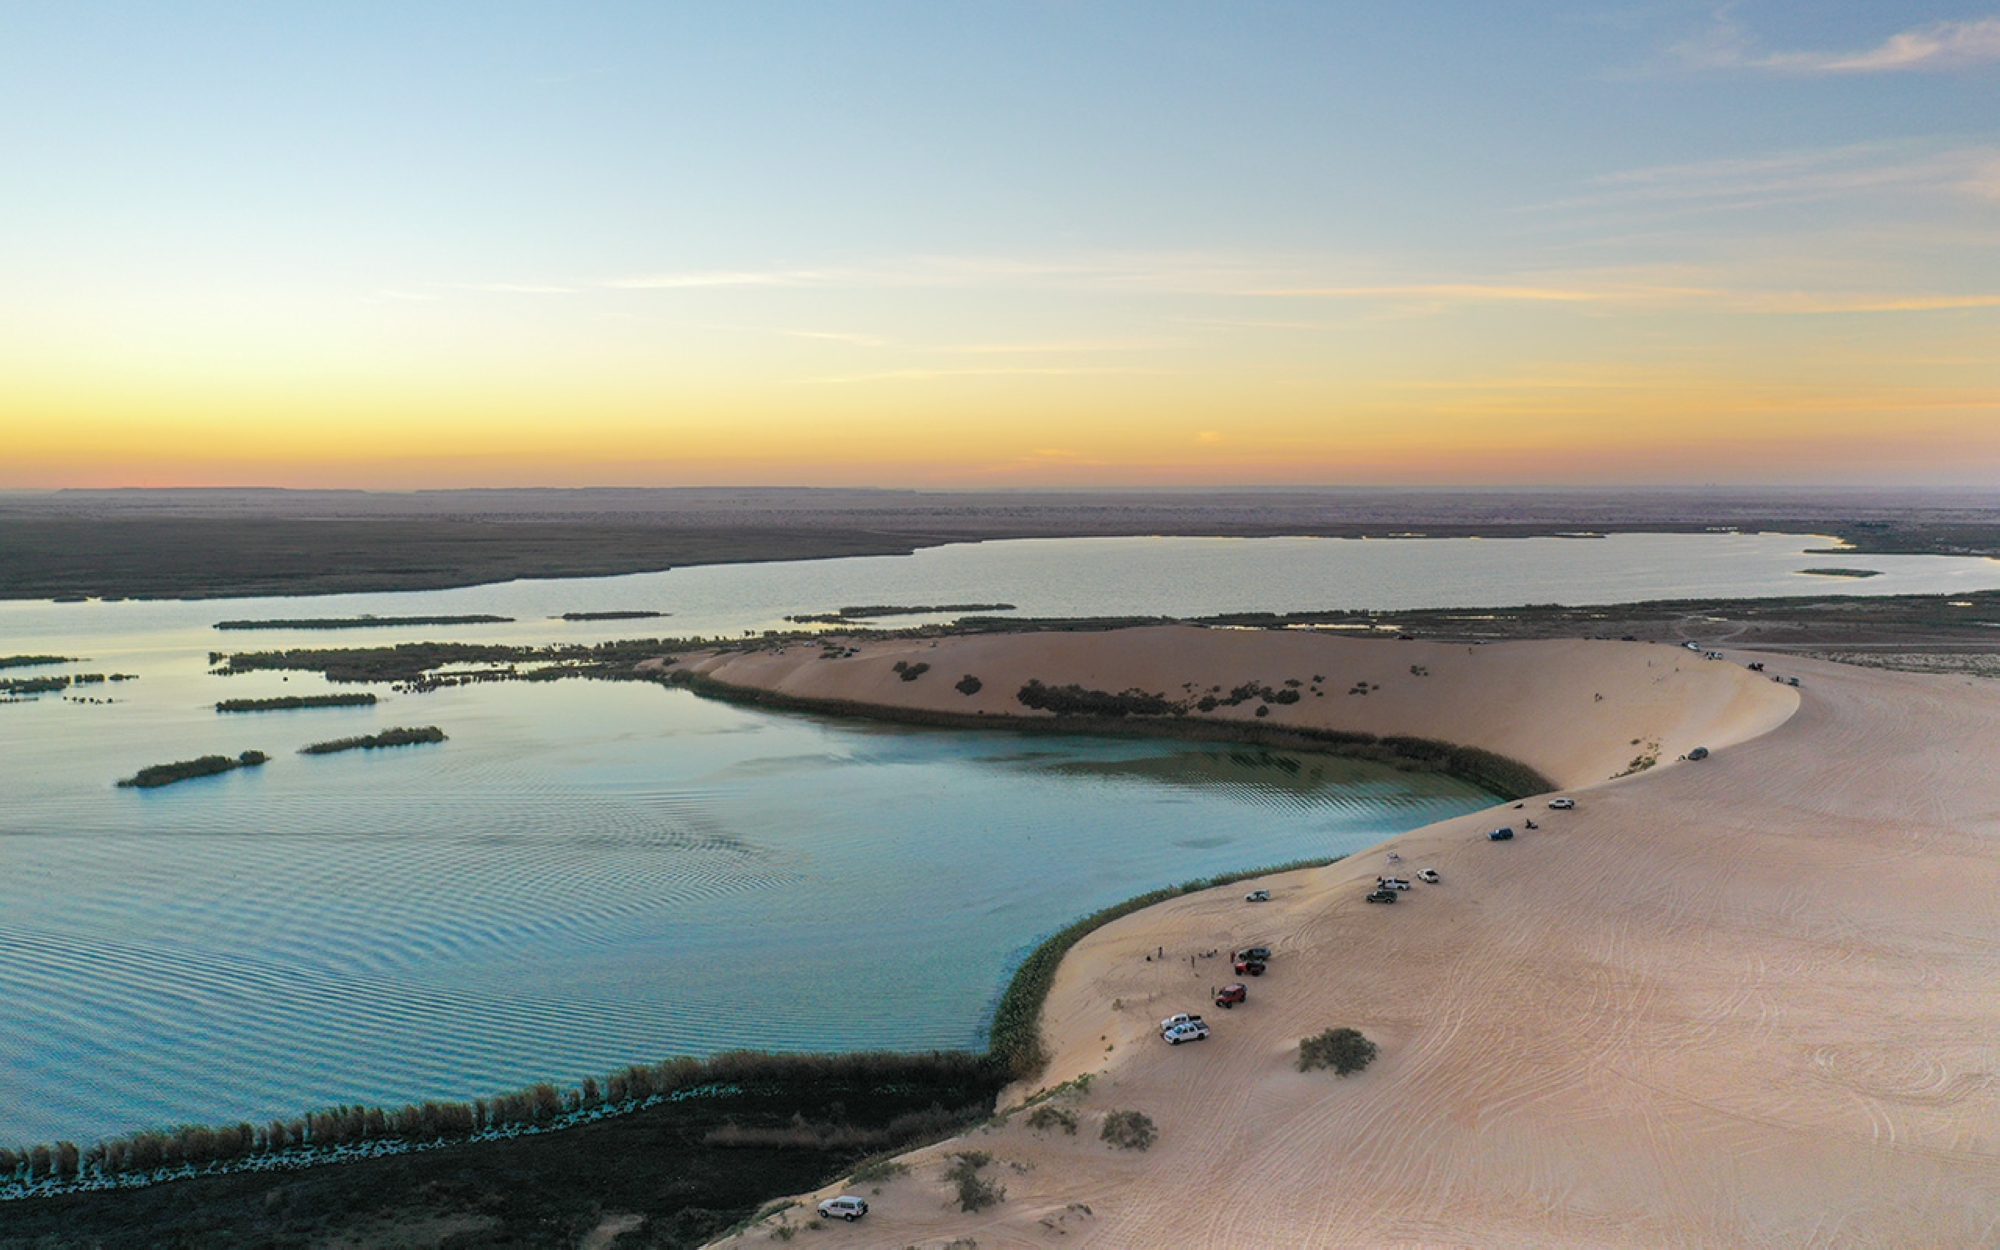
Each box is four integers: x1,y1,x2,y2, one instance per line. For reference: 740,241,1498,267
3,531,1996,1144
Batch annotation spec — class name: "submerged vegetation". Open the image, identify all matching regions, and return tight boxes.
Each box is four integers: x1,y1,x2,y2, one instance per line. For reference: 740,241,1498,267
213,614,513,631
1797,567,1882,578
117,752,267,789
4,672,135,698
216,693,378,713
299,726,446,755
0,655,74,669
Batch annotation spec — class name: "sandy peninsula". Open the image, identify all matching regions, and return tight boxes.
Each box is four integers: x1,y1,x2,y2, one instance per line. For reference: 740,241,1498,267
695,626,2000,1247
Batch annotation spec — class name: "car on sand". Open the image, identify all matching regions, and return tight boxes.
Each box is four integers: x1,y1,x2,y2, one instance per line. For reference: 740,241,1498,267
1161,1011,1205,1031
1417,868,1441,883
1488,826,1515,841
1231,946,1271,976
1244,888,1271,902
817,1196,868,1222
1214,982,1247,1008
1162,1019,1211,1044
1366,889,1399,903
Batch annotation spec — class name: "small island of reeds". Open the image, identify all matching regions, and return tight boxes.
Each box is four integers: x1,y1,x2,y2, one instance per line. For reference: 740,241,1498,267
118,751,268,789
1798,567,1883,578
786,602,1017,624
299,726,447,755
213,614,514,631
557,609,670,621
0,655,76,669
216,693,379,713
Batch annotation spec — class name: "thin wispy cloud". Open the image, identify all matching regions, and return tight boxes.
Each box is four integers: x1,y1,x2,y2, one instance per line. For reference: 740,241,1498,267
467,283,578,295
601,269,827,290
1530,144,2000,216
1679,14,2000,74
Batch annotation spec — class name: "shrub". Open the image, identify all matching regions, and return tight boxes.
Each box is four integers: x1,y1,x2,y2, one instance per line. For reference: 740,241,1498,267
944,1151,1005,1211
955,674,983,695
1016,680,1178,718
1298,1027,1377,1076
849,1157,908,1184
1025,1106,1077,1135
1099,1110,1156,1151
898,661,930,682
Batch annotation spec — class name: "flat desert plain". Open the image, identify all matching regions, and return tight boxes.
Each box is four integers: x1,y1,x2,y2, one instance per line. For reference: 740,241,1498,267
695,628,2000,1247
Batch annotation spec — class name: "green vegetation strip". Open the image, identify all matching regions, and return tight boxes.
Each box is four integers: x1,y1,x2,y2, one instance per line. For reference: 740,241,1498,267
216,637,686,683
1797,567,1882,578
0,655,74,669
216,693,378,713
558,609,668,620
299,726,445,755
987,856,1340,1079
118,752,268,789
214,614,512,631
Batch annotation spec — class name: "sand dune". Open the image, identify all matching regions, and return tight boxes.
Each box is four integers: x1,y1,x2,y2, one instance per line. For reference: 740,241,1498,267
697,629,2000,1247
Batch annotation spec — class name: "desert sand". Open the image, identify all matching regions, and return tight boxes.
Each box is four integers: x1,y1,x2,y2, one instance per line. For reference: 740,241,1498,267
696,627,2000,1247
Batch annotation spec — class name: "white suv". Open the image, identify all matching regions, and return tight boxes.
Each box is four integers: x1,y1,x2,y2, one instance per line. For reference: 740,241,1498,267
817,1196,868,1221
1548,797,1575,810
1163,1019,1211,1044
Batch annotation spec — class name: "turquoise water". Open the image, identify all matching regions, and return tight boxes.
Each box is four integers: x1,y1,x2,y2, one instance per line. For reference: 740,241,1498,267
0,674,1492,1144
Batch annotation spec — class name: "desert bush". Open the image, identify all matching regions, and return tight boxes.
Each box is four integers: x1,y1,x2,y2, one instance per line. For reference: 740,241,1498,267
955,674,983,695
944,1151,1005,1211
1298,1027,1377,1076
849,1156,908,1184
898,661,930,681
1025,1106,1077,1135
1016,680,1178,718
1099,1110,1156,1151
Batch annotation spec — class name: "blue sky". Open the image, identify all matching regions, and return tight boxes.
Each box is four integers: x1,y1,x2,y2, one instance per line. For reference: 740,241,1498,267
3,3,1995,486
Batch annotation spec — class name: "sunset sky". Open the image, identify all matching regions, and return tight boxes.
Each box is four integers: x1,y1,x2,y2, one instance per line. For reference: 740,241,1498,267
4,3,1996,488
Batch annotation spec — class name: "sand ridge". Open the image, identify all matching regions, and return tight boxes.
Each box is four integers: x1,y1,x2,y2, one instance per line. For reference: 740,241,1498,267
696,631,2000,1247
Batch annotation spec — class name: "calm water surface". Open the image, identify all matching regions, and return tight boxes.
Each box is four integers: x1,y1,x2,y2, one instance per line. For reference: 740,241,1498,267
4,532,1996,1143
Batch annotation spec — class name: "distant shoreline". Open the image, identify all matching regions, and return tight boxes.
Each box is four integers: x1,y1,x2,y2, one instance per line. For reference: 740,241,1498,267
3,489,1995,600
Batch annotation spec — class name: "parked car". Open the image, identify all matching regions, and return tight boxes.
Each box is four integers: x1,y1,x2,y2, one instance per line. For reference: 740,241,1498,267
1160,1011,1204,1031
817,1196,868,1222
1547,797,1575,810
1162,1019,1211,1044
1417,868,1440,883
1233,954,1266,976
1214,983,1247,1008
1488,827,1515,841
1376,877,1411,890
1236,946,1272,963
1244,888,1270,902
1687,746,1710,760
1365,889,1399,904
